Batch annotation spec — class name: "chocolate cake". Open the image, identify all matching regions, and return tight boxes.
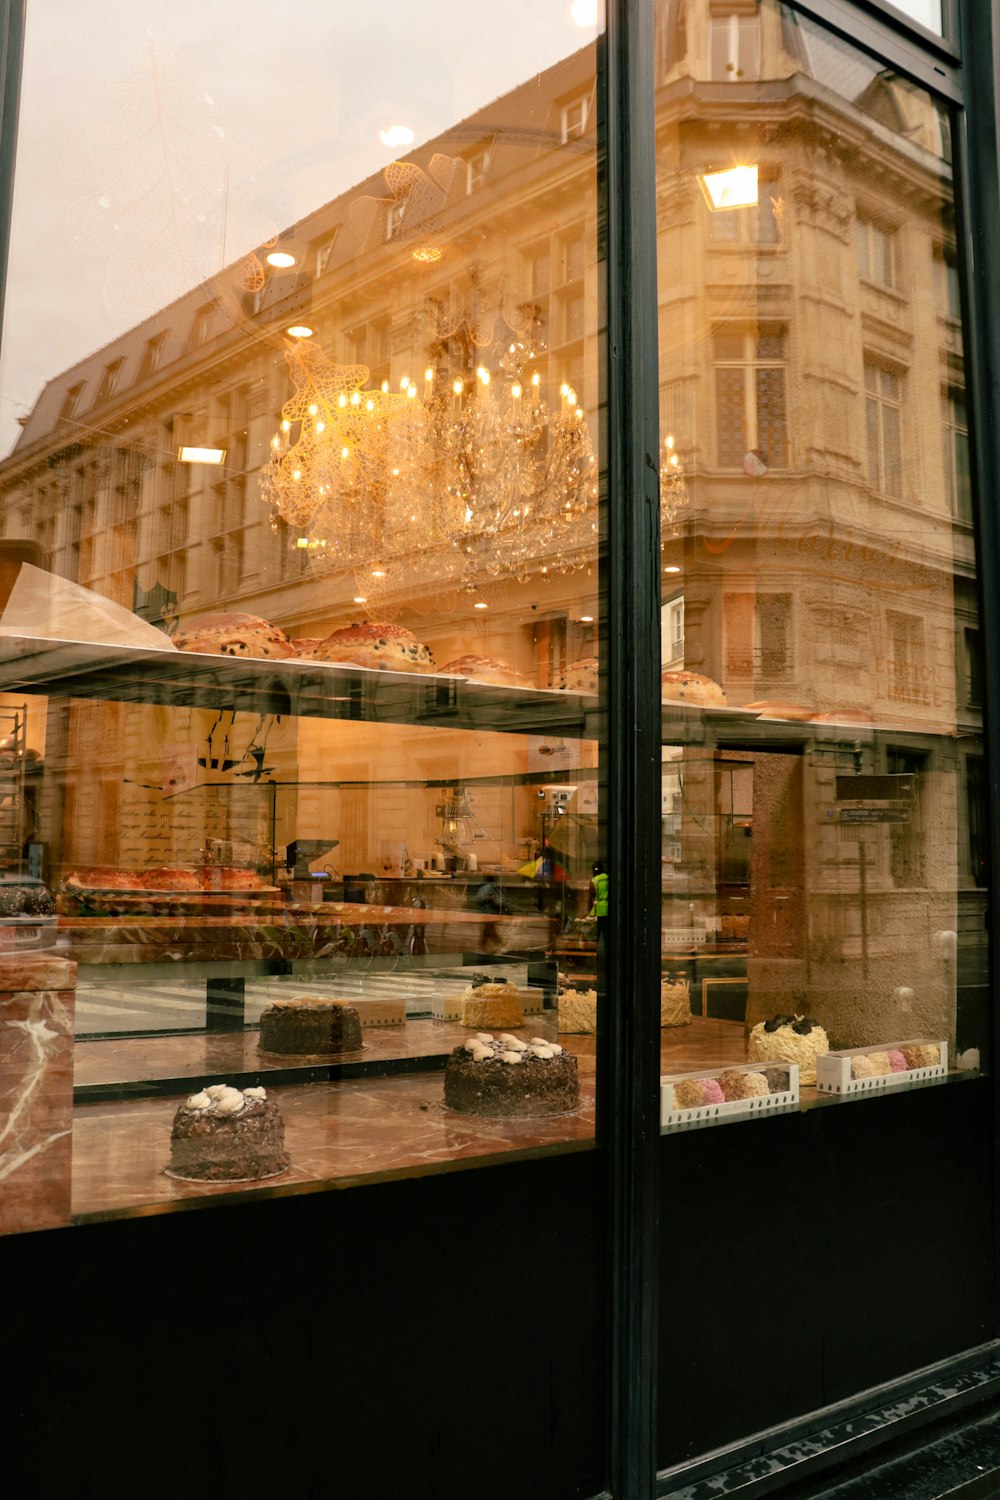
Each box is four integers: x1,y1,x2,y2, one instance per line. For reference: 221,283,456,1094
258,996,363,1056
443,1033,580,1117
167,1085,289,1182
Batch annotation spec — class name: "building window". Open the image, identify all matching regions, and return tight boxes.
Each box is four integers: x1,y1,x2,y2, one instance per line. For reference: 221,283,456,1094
95,359,124,404
315,230,339,276
709,10,759,81
714,327,788,469
936,249,961,319
886,609,925,706
465,148,491,193
561,94,590,142
137,333,167,382
856,213,896,288
193,303,215,345
943,389,972,521
663,596,684,664
965,627,984,708
865,362,903,496
708,172,781,244
886,745,928,888
58,382,84,421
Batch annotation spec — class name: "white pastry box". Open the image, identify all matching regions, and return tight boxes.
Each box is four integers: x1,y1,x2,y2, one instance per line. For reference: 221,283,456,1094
430,985,545,1021
660,1061,799,1130
815,1040,947,1096
353,997,407,1027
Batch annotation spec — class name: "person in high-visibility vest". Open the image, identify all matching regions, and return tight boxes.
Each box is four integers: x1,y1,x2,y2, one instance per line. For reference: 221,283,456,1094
590,862,608,950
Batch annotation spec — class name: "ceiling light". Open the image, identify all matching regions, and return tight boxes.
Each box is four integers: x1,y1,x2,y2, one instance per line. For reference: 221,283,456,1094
411,245,443,263
699,165,758,211
286,324,314,339
266,251,296,269
663,564,681,574
473,601,488,609
571,0,599,26
177,446,226,464
579,614,594,622
379,124,415,149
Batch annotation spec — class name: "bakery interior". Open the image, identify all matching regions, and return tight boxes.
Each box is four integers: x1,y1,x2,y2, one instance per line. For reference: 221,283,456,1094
0,0,990,1234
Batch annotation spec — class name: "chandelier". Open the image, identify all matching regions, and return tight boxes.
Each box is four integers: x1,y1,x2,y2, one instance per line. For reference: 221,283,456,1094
260,318,599,613
660,432,689,539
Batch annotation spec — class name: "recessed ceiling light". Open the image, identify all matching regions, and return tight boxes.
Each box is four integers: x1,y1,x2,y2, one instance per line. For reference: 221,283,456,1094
579,614,594,622
571,0,599,26
266,251,296,269
286,324,314,339
177,446,226,464
473,601,488,609
663,564,681,574
411,245,443,263
379,124,415,149
353,595,367,604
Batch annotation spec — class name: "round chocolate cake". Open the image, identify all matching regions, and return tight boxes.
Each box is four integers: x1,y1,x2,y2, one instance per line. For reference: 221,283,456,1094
258,996,363,1056
443,1033,579,1117
167,1085,289,1182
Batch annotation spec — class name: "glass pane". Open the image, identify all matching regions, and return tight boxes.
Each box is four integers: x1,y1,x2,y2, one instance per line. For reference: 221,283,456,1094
655,0,985,1129
0,0,604,1234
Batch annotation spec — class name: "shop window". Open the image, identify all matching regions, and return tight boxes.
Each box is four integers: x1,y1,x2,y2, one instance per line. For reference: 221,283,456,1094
865,361,903,496
713,326,788,469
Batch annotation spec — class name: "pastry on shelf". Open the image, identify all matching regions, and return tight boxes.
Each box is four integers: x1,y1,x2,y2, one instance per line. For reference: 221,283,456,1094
172,612,296,658
166,1085,289,1182
440,654,533,688
558,656,599,693
661,669,727,706
743,699,814,720
258,997,363,1056
312,621,435,672
746,1014,829,1085
444,1033,579,1116
461,979,525,1029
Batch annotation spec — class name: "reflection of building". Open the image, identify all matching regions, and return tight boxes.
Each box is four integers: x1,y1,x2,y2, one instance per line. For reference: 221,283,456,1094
652,5,982,1049
0,8,985,1050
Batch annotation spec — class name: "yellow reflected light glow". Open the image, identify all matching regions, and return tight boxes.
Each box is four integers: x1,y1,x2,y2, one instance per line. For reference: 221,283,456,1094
699,165,758,211
286,325,314,339
177,446,226,464
266,251,296,268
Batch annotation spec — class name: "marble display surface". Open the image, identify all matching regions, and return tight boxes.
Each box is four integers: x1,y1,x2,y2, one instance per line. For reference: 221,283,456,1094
0,954,77,1234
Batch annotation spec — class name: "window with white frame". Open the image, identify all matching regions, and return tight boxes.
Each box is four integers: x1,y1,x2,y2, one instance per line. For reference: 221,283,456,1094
561,93,590,142
856,212,897,288
709,8,760,81
864,361,903,496
713,327,788,469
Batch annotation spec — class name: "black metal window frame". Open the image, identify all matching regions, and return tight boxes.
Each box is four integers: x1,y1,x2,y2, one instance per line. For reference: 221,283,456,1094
602,1,1000,1497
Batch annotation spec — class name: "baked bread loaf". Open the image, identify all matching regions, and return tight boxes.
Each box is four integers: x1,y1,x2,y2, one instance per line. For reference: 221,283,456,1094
440,654,532,688
558,657,599,694
173,613,296,659
661,670,727,706
313,622,435,673
744,699,814,720
290,638,321,657
143,868,201,891
65,867,141,890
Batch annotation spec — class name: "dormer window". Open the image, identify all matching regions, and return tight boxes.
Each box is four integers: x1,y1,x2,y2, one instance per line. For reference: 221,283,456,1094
95,359,124,404
315,229,340,276
466,148,491,193
561,94,591,143
137,333,167,381
59,382,84,422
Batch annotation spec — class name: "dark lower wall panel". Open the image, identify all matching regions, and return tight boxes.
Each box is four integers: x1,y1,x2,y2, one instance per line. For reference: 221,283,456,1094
658,1078,997,1470
0,1149,607,1500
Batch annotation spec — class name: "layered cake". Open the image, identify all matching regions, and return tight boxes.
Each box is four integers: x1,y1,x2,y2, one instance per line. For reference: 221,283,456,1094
558,986,598,1034
444,1033,580,1117
461,979,525,1030
258,997,363,1055
440,654,532,688
312,622,435,673
661,976,691,1027
746,1014,829,1085
167,1085,289,1182
173,612,296,658
661,669,727,706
